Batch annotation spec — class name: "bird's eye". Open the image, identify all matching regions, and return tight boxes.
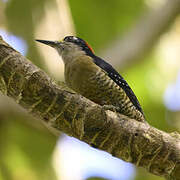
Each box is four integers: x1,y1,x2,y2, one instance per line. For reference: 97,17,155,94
64,37,69,41
64,36,73,42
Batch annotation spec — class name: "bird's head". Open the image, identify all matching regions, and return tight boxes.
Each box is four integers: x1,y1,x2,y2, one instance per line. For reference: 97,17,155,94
36,36,94,64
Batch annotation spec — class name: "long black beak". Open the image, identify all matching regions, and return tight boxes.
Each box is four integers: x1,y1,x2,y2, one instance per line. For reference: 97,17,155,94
35,39,58,47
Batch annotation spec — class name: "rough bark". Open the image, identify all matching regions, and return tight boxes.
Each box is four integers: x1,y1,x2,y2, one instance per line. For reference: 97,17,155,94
0,36,180,180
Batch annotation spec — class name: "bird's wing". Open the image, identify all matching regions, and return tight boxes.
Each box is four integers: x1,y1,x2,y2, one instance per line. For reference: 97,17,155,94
93,56,144,114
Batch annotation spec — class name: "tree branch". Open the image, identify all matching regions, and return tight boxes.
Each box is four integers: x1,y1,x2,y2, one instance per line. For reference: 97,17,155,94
0,36,180,179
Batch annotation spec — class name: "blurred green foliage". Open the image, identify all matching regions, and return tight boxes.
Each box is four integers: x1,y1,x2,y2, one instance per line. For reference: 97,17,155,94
0,104,57,180
69,0,144,50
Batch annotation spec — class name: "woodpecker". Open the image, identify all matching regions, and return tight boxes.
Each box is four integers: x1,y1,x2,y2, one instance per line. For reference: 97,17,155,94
36,36,145,122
